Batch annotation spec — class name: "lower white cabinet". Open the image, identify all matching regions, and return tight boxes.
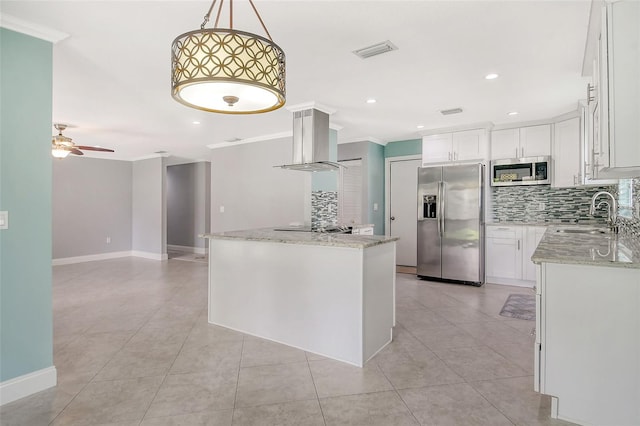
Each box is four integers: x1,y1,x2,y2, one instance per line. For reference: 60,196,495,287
523,226,546,281
486,224,545,286
535,262,640,425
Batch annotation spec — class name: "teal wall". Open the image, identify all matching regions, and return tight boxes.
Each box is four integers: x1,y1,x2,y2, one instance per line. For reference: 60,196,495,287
367,142,385,234
312,129,339,191
0,29,54,382
384,138,421,158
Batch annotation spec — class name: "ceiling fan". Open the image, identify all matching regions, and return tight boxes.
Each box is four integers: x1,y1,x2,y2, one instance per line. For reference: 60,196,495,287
51,123,115,158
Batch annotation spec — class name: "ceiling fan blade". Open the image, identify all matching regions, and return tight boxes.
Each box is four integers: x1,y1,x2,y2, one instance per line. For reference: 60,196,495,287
75,145,115,152
70,148,84,155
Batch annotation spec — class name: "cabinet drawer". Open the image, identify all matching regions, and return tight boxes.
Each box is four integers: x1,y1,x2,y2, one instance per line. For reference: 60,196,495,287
486,226,518,239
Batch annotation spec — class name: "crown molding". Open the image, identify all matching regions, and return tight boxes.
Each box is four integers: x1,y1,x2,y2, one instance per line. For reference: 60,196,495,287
0,14,69,43
285,102,336,115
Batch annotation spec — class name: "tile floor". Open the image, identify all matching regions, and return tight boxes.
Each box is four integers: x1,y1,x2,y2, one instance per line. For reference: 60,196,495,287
0,257,575,426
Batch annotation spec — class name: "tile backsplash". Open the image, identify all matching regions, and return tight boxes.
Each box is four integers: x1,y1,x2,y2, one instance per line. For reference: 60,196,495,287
491,185,615,224
311,190,338,231
617,178,640,238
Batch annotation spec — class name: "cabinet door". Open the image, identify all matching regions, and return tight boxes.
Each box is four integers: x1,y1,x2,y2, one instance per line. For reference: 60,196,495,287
486,226,523,280
553,118,581,188
422,134,452,165
453,129,486,161
523,226,546,282
520,125,551,158
490,128,519,160
606,0,640,170
595,23,610,171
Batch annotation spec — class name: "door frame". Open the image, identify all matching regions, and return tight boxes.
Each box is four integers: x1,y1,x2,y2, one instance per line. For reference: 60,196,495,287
384,155,421,237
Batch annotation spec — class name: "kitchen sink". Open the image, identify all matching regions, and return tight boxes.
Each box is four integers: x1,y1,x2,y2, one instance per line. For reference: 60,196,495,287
555,228,609,234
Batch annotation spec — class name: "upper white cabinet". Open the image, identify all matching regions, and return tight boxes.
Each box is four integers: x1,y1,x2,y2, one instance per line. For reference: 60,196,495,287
422,133,452,164
553,117,581,188
587,0,640,176
490,125,551,160
422,128,487,166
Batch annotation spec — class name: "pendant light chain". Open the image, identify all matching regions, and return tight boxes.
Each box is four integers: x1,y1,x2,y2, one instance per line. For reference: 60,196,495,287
199,0,272,38
200,0,217,29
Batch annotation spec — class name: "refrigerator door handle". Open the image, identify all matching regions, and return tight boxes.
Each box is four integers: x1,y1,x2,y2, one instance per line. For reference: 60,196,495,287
437,181,443,237
441,181,446,234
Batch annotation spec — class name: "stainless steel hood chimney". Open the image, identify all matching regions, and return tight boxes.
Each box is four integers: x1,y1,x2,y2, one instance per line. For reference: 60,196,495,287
276,108,342,171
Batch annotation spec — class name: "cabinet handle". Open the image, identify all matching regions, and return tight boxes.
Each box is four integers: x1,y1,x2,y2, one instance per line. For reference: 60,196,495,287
521,147,525,157
516,147,518,158
587,83,595,104
448,152,451,161
517,240,521,250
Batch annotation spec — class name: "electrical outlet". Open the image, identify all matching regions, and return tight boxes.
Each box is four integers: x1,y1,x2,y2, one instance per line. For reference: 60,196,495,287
373,203,379,211
219,206,225,213
0,211,7,230
106,236,111,244
538,202,546,211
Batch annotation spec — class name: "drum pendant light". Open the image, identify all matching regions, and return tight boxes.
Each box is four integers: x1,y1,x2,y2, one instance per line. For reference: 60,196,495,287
171,0,286,114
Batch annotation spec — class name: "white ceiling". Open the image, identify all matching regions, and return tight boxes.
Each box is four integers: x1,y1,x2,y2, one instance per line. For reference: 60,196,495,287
1,0,592,161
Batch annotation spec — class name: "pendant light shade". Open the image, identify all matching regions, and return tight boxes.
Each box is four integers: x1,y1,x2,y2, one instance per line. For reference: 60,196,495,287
171,1,286,114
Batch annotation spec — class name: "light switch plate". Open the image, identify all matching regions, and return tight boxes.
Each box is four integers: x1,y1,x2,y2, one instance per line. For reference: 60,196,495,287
0,211,8,229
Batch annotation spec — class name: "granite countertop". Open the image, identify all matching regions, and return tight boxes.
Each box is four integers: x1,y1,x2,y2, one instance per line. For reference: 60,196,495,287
201,228,399,249
487,220,606,227
532,226,640,269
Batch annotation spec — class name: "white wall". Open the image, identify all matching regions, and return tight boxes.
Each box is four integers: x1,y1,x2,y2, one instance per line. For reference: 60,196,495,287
132,157,166,257
52,156,133,259
210,137,308,232
167,162,210,249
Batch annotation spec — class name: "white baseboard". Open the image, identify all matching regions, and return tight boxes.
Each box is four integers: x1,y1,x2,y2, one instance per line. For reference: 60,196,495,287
167,244,207,255
130,251,168,261
53,250,169,265
486,276,535,288
0,366,57,406
52,251,130,266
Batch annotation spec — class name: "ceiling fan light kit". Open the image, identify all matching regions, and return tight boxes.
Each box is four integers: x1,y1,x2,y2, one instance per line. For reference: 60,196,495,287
171,0,286,114
51,123,114,158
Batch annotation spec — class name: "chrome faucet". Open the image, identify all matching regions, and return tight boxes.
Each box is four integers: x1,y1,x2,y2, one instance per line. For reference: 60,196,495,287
589,191,618,231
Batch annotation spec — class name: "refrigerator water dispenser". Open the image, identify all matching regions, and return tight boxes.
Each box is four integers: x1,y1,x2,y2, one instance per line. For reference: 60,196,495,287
423,195,437,218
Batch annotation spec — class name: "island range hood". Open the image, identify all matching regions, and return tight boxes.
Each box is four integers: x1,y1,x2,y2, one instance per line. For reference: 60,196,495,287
276,108,342,172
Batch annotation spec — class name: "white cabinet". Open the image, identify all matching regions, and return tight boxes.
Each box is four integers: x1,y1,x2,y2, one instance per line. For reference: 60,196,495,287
523,226,546,281
486,224,545,286
490,125,551,160
422,133,452,164
422,129,487,166
553,117,581,188
486,227,522,280
535,262,640,425
586,0,640,176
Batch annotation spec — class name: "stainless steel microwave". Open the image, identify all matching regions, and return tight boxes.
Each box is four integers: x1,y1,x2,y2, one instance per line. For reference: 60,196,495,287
490,156,551,186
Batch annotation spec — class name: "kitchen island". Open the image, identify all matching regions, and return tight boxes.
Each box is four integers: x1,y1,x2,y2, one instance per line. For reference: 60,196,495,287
202,229,398,367
532,226,640,426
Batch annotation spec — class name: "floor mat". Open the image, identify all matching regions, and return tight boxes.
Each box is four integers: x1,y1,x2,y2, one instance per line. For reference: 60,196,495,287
499,293,535,321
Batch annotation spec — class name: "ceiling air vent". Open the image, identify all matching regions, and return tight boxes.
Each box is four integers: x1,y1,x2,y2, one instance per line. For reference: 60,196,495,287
440,108,463,116
353,41,398,59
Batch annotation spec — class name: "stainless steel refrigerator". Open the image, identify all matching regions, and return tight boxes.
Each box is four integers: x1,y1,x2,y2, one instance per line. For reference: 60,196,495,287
417,163,484,286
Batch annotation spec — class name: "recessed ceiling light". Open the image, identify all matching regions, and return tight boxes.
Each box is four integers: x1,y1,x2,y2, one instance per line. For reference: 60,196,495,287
192,121,201,124
366,99,377,104
417,125,424,129
485,73,499,80
508,111,519,116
